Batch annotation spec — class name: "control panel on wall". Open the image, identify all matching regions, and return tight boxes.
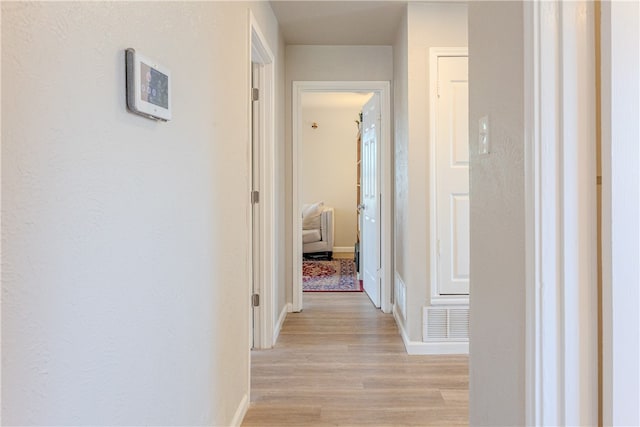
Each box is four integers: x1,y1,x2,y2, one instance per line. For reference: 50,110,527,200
125,48,172,121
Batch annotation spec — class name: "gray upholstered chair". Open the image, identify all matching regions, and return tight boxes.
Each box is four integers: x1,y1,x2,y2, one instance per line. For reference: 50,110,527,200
302,205,334,260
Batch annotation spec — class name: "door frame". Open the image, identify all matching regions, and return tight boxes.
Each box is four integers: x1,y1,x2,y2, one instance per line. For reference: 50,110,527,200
291,81,392,313
249,12,276,350
428,47,469,306
524,2,598,425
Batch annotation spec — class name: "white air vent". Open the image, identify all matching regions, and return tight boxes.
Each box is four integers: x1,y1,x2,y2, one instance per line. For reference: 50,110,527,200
423,306,469,342
426,308,448,339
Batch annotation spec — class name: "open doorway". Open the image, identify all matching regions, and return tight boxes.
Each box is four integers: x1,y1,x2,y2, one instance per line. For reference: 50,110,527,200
299,91,371,297
291,81,392,313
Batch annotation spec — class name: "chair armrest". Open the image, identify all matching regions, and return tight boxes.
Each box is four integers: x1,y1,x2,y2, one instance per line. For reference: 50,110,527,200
320,208,334,248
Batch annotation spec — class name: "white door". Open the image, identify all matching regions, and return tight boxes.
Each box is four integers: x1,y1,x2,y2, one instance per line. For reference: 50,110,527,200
361,93,381,307
436,56,469,295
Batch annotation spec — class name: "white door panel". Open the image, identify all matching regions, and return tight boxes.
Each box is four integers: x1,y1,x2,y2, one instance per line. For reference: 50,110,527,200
436,56,469,295
451,193,470,280
361,94,380,307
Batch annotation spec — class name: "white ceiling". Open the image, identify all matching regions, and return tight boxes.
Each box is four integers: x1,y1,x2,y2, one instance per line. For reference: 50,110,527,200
269,1,407,45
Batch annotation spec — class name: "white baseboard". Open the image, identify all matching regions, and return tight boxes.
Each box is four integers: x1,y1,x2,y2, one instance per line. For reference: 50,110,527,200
394,271,407,321
273,303,291,344
230,393,249,427
333,246,354,253
392,304,469,355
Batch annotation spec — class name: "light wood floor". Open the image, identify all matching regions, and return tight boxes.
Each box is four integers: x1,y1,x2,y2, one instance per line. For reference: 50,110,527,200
242,292,469,426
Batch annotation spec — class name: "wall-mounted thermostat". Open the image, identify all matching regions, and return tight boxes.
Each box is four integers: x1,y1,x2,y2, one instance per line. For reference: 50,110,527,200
125,48,171,121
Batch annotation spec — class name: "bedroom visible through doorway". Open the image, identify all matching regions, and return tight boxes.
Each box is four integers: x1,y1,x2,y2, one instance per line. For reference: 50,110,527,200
291,81,392,313
300,92,371,296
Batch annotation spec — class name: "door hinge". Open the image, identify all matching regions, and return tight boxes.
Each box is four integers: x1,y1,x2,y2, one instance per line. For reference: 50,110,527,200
251,87,259,102
251,190,260,204
252,293,260,307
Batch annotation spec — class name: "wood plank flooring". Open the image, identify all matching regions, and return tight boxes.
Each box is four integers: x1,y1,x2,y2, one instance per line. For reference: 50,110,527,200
242,292,469,426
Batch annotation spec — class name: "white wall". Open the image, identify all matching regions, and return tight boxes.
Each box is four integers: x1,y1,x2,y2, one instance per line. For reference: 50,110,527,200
393,3,467,342
285,45,393,301
467,2,525,425
301,102,361,249
275,30,288,336
393,8,409,324
1,2,282,425
601,1,640,424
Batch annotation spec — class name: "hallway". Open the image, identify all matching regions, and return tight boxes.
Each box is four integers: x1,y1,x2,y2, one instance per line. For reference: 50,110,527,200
242,293,469,426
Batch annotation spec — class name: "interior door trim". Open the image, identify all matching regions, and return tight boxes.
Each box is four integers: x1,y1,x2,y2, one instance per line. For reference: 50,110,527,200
291,81,392,313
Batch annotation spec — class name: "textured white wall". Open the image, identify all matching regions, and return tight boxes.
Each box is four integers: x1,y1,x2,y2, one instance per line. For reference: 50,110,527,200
467,2,525,425
1,2,281,425
274,30,288,334
393,8,409,324
301,102,362,248
285,45,393,302
601,1,640,424
393,3,467,341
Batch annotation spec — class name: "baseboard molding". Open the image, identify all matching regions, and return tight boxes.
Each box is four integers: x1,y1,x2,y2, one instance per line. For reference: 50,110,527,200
393,304,469,355
273,303,291,344
230,393,249,427
333,246,354,253
394,271,407,321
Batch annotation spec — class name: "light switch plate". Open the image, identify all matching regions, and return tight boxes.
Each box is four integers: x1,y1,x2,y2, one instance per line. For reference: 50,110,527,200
479,115,490,155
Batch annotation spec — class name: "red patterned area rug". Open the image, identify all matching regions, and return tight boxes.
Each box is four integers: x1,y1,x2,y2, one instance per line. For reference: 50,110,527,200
303,259,362,292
